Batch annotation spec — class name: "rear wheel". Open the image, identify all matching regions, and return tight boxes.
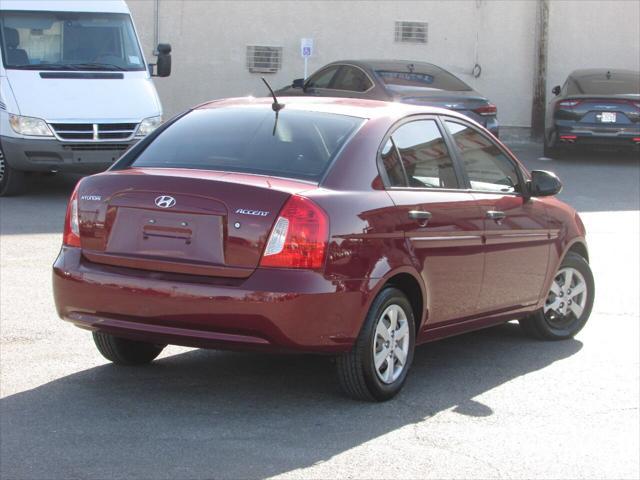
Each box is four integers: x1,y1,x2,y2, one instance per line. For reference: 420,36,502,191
0,147,26,196
93,331,165,365
543,133,561,158
337,287,415,401
520,252,594,340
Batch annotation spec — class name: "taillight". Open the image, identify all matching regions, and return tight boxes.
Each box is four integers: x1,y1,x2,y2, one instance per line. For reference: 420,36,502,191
557,100,581,109
474,104,497,116
630,101,640,110
260,195,329,270
63,184,81,247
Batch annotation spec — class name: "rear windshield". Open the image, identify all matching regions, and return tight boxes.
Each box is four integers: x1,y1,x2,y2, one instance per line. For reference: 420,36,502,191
567,71,640,95
376,67,471,91
131,108,364,181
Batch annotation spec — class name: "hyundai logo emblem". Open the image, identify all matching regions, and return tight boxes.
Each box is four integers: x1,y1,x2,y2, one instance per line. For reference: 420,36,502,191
155,195,176,208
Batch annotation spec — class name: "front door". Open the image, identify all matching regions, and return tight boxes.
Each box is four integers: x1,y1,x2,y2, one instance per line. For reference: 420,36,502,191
381,118,485,327
443,120,551,313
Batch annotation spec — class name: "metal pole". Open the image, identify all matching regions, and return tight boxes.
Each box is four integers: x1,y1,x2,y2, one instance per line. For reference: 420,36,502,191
304,57,308,79
531,0,549,139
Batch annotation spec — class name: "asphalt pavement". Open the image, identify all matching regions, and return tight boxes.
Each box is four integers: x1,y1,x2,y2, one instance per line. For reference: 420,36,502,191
1,143,638,479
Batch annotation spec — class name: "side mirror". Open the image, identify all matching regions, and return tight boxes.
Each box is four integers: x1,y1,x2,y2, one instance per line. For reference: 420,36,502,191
292,78,305,89
153,43,172,77
551,85,561,96
528,170,562,197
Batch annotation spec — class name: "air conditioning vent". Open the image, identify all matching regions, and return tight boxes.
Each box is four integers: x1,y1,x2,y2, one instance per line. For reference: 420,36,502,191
246,45,282,73
394,21,428,44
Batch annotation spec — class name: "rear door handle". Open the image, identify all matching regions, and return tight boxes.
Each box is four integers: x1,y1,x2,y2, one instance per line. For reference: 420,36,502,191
408,210,432,225
486,210,506,221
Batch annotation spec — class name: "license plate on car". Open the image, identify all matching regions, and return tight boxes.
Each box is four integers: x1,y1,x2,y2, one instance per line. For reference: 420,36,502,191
600,112,617,123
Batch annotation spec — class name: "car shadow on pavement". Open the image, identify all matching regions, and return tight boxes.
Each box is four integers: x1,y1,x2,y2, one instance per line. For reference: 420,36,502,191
0,323,582,479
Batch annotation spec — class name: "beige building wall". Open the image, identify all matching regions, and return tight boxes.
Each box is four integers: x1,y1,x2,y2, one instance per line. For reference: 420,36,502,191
127,0,640,128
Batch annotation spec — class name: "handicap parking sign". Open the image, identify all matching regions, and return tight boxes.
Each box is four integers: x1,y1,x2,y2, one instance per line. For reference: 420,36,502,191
300,38,313,58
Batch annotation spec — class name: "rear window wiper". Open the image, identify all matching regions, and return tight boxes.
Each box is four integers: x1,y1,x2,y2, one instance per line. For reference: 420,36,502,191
71,62,128,71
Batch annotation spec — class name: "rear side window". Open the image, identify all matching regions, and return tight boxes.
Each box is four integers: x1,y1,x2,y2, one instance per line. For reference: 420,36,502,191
332,66,373,92
306,66,340,89
132,108,363,182
382,120,458,189
445,121,520,193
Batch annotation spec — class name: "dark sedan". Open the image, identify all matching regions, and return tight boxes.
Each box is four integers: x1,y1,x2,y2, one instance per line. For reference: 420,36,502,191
545,68,640,156
277,60,499,136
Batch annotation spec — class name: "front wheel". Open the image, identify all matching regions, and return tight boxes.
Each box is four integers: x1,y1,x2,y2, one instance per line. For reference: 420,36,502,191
93,331,166,365
337,287,416,401
520,252,594,340
0,147,26,196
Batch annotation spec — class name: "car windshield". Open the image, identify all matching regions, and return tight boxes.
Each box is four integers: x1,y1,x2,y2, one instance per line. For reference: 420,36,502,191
131,108,365,182
376,67,471,91
0,11,145,71
567,71,640,95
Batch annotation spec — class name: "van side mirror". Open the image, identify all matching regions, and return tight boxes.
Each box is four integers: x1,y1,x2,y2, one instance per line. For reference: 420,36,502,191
152,43,172,77
292,78,305,89
528,170,562,197
552,85,561,96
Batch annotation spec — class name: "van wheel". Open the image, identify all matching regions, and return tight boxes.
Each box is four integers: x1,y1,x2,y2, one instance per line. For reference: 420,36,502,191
337,287,415,401
520,252,594,340
93,331,165,365
0,148,26,196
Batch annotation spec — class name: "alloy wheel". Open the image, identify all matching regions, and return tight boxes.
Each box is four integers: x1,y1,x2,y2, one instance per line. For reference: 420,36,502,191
544,267,588,328
373,304,410,384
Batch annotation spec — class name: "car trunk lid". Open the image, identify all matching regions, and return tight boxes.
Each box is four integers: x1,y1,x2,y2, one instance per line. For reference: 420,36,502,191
75,168,316,278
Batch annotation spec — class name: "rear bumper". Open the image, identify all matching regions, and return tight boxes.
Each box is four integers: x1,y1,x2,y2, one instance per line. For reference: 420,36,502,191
0,135,138,173
52,247,369,353
551,123,640,148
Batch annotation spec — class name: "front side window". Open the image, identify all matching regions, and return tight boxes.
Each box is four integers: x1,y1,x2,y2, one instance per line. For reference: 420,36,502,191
383,120,458,189
445,121,520,193
306,66,340,89
332,66,373,92
0,11,144,71
132,108,364,182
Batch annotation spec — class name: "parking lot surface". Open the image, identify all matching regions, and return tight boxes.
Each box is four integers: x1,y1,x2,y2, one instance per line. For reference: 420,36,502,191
1,143,639,479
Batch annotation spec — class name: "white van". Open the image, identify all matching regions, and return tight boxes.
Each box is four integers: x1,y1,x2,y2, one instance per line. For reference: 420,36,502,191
0,0,171,195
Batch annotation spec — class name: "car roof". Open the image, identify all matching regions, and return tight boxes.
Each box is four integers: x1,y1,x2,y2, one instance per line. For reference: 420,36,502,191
327,59,445,73
196,96,472,121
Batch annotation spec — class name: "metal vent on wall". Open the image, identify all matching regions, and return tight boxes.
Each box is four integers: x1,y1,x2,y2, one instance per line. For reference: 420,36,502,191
246,46,282,73
395,21,428,44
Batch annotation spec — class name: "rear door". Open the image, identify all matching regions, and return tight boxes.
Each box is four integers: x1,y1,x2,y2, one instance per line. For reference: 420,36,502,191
381,117,485,327
443,119,551,313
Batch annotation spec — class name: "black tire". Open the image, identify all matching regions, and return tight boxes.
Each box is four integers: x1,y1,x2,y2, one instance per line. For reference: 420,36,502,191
92,331,165,365
337,287,416,401
0,147,26,196
543,133,561,158
519,252,594,340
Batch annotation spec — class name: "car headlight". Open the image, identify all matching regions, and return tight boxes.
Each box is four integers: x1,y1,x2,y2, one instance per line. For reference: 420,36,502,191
136,116,162,137
9,114,53,137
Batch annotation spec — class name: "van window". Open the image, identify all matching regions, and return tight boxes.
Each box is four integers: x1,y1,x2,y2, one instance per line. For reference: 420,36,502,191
0,11,144,71
132,108,364,182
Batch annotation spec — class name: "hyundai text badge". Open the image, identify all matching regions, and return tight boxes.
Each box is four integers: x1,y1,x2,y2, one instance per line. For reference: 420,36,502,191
155,195,176,208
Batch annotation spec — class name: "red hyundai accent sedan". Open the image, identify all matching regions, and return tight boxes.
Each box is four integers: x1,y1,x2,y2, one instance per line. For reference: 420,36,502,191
53,97,594,401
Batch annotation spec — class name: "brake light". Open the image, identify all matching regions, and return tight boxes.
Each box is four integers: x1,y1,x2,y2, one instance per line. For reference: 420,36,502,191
557,100,581,109
474,104,497,116
631,101,640,110
260,195,329,270
63,184,81,247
